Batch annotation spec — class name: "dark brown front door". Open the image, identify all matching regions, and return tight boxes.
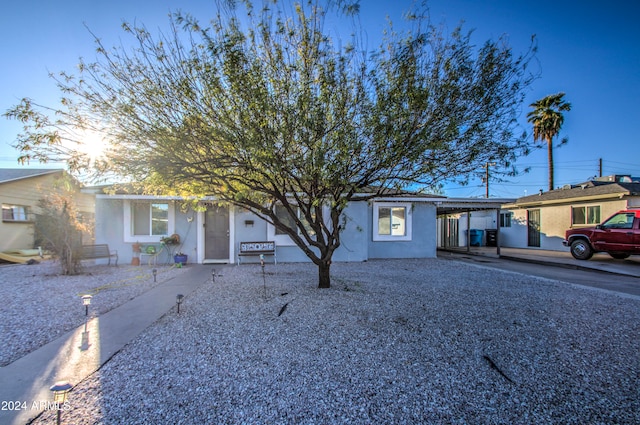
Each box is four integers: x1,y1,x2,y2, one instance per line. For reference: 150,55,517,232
527,209,541,247
205,205,230,260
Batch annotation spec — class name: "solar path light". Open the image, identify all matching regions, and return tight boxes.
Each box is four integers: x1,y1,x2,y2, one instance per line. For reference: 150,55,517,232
81,295,92,317
49,381,72,425
152,268,157,282
176,294,184,314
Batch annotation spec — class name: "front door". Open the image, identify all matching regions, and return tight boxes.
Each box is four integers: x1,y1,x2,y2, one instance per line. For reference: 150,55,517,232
527,209,541,247
205,205,230,261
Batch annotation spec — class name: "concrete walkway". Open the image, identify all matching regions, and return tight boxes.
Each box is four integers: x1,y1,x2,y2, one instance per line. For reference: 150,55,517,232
0,264,215,425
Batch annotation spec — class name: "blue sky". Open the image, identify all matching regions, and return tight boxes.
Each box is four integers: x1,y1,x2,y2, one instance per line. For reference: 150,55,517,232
1,0,638,198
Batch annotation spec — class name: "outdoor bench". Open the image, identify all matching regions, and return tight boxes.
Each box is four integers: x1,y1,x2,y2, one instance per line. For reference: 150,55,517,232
237,241,276,265
81,244,118,266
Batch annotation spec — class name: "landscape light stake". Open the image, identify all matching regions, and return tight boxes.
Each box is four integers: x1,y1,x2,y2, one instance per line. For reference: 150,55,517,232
50,381,72,425
212,268,216,283
176,294,184,314
260,254,267,298
152,268,157,282
82,294,93,332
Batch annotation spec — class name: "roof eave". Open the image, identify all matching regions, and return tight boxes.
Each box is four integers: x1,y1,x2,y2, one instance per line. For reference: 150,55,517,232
504,192,630,209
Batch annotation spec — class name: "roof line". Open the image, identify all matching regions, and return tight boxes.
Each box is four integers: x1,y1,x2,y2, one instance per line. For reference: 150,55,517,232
0,169,64,185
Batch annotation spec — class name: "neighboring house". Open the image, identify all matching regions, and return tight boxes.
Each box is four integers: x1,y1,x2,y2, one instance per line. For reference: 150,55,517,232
500,175,640,251
0,168,95,252
90,186,470,265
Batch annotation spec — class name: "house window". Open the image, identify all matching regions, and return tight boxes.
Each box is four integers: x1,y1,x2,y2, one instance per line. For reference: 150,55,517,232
499,212,512,228
274,205,297,236
373,202,412,241
124,200,175,243
274,204,316,237
378,207,406,236
572,206,600,226
132,202,169,236
2,204,29,222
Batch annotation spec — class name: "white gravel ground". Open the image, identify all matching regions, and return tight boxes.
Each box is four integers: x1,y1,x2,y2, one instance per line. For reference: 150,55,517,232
11,259,640,424
0,260,185,367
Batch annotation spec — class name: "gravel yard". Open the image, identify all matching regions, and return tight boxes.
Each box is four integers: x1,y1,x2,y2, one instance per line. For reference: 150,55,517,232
0,260,185,366
11,259,640,424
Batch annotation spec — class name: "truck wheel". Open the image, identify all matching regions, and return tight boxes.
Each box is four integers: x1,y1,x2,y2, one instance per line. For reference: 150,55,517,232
570,239,593,260
609,253,630,260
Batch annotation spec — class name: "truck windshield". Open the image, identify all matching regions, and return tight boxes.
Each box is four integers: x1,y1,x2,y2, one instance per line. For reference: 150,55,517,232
602,213,635,229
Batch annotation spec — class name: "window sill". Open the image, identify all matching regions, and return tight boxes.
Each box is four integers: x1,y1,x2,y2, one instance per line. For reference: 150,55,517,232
373,235,412,242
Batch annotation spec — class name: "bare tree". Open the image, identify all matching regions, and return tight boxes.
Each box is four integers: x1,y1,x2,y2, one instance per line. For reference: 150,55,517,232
35,193,89,275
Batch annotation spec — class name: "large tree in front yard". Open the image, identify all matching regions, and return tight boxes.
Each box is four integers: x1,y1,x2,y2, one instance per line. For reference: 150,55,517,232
5,0,535,288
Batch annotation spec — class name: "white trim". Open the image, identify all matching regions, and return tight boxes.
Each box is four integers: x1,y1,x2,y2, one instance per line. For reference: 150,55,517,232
197,210,205,264
228,206,235,263
98,194,185,200
123,200,175,243
373,202,413,242
96,194,221,201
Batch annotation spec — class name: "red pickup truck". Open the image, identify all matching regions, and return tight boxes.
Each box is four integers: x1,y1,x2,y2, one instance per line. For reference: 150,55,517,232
563,209,640,260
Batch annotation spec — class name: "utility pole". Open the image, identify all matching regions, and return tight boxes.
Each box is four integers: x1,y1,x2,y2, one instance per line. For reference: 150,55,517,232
484,162,496,198
599,158,603,177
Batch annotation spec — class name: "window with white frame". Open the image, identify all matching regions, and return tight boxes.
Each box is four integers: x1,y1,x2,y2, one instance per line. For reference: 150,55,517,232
124,200,174,243
270,204,317,244
373,202,412,241
2,204,29,222
500,212,512,228
572,205,600,226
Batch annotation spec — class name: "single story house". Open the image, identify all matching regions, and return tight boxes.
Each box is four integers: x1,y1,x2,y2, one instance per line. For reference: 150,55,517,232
0,168,95,253
500,175,640,251
89,187,510,265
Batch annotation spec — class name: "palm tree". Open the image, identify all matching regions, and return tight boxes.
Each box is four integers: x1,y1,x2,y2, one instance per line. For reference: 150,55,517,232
527,92,571,191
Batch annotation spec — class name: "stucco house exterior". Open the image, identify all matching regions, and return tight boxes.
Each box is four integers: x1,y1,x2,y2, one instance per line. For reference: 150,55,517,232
0,168,95,252
89,187,453,265
500,175,640,251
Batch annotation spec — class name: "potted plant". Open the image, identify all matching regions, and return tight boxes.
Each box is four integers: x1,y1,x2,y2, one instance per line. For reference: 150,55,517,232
131,241,141,266
174,252,188,266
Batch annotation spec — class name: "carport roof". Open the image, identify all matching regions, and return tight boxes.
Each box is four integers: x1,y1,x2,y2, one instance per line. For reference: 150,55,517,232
435,198,515,215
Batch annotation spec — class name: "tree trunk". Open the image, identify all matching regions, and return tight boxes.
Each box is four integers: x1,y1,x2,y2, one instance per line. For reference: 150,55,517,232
547,136,554,191
318,260,331,289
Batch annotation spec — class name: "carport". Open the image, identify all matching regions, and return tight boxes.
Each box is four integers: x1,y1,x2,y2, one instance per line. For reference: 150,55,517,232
436,198,515,255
